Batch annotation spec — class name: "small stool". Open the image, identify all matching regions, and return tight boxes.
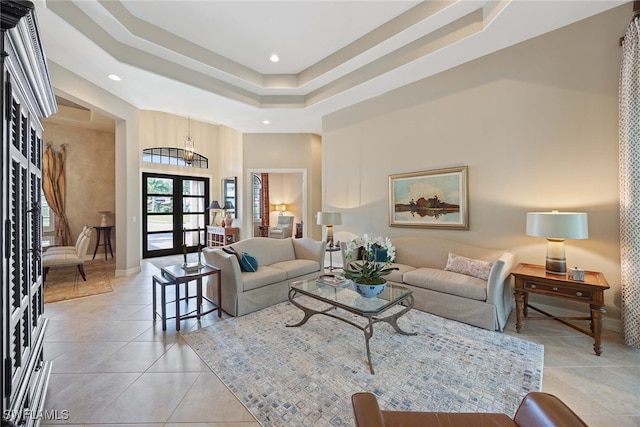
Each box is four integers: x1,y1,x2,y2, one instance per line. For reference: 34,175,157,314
152,274,178,331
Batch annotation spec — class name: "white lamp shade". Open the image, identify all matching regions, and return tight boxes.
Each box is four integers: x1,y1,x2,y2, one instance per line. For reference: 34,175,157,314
526,212,588,240
317,211,342,226
275,204,286,212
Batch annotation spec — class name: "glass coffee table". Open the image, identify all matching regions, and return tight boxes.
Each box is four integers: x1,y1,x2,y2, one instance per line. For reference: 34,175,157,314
287,278,416,374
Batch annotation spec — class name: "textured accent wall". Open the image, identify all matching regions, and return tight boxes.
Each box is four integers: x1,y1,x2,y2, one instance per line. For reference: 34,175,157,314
42,122,116,256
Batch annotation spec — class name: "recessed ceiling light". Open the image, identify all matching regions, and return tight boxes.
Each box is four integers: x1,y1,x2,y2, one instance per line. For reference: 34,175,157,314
108,74,121,81
269,54,279,63
262,120,270,125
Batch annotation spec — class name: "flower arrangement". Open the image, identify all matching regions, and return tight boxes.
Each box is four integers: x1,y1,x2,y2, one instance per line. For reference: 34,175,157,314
343,234,398,285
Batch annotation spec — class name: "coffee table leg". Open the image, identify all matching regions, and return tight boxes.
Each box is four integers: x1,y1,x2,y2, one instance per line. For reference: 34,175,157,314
375,295,417,336
286,288,333,327
363,318,375,375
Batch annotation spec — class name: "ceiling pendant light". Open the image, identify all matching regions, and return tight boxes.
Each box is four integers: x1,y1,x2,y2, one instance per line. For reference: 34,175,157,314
184,117,195,165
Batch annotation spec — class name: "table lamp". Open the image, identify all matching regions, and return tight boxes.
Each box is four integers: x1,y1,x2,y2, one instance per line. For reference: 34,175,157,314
317,211,342,246
206,200,221,225
275,204,287,215
526,211,588,275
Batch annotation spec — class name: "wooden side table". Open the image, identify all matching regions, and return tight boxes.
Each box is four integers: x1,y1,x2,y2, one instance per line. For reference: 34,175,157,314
511,263,610,356
206,225,239,246
92,225,114,260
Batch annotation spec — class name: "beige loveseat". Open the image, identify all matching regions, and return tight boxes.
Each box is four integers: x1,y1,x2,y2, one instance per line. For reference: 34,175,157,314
342,236,515,331
204,237,326,316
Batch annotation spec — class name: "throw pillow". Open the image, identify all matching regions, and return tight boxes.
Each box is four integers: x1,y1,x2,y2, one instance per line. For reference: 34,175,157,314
222,246,242,268
373,245,389,262
444,252,493,281
240,252,258,273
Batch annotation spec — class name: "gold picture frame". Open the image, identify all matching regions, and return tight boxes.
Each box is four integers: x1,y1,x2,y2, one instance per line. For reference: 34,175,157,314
389,166,468,229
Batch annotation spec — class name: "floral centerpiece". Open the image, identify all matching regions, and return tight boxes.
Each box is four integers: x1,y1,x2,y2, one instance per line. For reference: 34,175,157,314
343,234,398,285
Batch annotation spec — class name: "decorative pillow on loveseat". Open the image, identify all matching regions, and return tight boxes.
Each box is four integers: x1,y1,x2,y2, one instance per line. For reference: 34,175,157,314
444,252,493,281
240,252,258,272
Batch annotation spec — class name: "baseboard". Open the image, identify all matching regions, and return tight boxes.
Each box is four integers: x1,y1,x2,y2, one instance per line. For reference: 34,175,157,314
115,265,141,277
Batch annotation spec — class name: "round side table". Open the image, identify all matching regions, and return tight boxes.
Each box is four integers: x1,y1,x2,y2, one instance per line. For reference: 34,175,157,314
92,225,114,260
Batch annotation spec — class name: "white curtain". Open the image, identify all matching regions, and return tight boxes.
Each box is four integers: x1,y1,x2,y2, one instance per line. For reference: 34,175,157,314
620,14,640,348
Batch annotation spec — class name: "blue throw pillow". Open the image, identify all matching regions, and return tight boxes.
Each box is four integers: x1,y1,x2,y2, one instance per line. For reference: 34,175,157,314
367,245,389,262
240,252,258,272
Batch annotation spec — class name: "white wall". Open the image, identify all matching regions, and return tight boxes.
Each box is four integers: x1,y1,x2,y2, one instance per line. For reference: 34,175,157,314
322,5,628,324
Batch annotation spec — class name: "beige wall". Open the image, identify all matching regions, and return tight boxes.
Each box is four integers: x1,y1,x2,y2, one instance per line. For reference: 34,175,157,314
243,133,323,240
323,5,628,325
42,122,116,256
268,173,303,229
139,110,219,176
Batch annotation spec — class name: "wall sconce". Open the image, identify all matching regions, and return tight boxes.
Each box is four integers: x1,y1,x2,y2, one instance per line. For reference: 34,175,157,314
317,211,342,247
275,204,287,215
206,200,221,225
526,211,589,275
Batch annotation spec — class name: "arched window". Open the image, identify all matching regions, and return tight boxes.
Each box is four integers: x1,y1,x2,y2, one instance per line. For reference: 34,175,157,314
142,147,208,169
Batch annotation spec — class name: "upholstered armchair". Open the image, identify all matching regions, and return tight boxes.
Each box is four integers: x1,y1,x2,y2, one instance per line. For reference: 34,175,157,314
43,226,92,282
351,392,588,427
268,216,294,239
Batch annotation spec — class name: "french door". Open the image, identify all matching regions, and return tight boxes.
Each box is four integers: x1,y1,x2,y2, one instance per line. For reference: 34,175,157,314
142,172,209,258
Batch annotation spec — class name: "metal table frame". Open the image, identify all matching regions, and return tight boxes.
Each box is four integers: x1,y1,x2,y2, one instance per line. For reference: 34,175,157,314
287,280,416,374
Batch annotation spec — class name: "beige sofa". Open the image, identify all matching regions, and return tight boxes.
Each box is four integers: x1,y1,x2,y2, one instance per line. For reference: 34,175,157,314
342,236,515,331
204,237,326,316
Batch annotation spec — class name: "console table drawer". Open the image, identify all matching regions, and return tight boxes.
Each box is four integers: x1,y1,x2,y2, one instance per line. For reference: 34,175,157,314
524,281,593,301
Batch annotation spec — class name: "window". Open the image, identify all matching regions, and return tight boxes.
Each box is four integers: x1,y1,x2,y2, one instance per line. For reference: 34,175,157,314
252,174,262,221
142,147,209,169
42,191,55,233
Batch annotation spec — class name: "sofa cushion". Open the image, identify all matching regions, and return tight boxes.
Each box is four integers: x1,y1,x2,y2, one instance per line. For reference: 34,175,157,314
444,252,493,281
232,238,296,266
392,236,506,269
383,263,416,283
403,268,487,301
270,259,320,279
242,266,288,291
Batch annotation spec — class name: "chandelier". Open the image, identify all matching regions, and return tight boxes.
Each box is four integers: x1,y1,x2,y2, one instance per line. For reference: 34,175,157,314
184,117,195,165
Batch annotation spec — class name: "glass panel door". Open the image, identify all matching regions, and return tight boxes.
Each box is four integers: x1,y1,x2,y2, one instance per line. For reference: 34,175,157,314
142,173,209,258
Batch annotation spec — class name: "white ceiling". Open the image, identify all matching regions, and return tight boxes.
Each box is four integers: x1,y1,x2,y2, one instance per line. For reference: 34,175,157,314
34,0,628,134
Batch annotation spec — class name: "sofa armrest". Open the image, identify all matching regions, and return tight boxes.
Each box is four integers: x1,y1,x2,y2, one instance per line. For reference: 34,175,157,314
351,393,386,427
203,248,243,315
486,251,515,304
514,392,588,427
292,238,327,266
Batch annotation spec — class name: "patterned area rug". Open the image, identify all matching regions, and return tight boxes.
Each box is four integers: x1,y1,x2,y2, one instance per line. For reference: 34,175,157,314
183,297,543,427
44,258,114,303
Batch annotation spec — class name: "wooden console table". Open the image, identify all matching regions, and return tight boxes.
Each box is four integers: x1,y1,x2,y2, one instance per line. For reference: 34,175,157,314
511,263,610,356
206,225,239,247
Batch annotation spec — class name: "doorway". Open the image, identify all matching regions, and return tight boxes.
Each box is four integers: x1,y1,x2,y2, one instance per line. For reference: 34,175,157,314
247,169,306,238
142,172,209,258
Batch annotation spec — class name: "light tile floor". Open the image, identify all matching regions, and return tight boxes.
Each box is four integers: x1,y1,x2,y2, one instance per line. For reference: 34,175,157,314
41,259,640,427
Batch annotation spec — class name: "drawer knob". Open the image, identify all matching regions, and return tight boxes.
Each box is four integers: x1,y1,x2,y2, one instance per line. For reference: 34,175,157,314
576,291,583,297
552,287,559,291
530,284,536,289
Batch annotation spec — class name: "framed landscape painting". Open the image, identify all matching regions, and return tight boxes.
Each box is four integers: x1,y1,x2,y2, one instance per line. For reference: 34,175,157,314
389,166,468,229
